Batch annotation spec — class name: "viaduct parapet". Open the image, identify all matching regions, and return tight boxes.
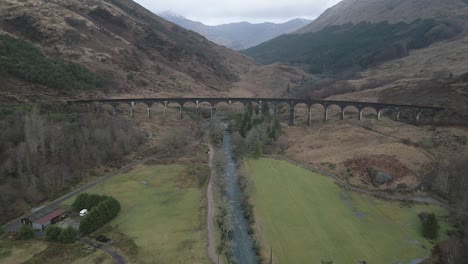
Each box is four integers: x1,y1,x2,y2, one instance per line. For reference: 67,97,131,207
68,98,445,125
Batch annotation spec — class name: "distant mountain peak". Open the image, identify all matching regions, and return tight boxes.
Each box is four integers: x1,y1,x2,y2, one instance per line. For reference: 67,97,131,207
158,13,311,50
159,10,184,18
297,0,468,33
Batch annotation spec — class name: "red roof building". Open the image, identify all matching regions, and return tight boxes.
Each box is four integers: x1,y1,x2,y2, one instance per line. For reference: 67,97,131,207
35,208,67,225
21,207,68,230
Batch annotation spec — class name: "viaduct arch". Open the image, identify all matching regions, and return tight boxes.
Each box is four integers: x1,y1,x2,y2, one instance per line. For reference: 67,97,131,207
68,98,444,126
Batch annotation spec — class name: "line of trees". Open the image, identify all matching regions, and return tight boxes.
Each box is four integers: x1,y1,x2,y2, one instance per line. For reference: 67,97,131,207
79,195,121,235
429,158,468,197
72,193,110,211
0,106,146,225
427,157,468,263
420,212,440,240
238,166,263,262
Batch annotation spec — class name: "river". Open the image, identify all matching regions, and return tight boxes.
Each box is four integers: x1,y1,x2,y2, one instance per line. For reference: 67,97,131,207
222,126,258,264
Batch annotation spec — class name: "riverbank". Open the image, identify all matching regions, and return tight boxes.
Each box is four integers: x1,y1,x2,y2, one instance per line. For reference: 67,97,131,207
221,129,257,264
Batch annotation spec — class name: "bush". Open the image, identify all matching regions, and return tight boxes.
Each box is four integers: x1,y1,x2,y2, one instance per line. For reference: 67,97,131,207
15,225,35,240
396,183,408,190
79,196,121,235
72,193,109,211
254,144,262,159
422,213,440,240
59,226,77,243
45,225,63,241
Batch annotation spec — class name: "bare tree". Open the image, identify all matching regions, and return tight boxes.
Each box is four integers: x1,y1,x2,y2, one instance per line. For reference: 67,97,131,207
209,121,224,147
160,128,189,157
213,149,227,175
0,107,147,225
275,135,289,153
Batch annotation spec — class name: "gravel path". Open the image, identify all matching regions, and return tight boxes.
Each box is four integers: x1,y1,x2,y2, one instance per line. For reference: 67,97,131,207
80,238,127,264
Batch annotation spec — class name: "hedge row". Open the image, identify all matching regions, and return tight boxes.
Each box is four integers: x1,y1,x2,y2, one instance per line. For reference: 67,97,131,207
72,193,109,211
79,196,121,235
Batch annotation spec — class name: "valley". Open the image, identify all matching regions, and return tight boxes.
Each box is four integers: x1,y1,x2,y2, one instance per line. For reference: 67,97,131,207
1,0,468,263
159,11,311,50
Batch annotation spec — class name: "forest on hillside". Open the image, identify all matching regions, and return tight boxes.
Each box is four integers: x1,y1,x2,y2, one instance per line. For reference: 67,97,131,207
0,106,146,225
243,19,461,74
0,35,105,91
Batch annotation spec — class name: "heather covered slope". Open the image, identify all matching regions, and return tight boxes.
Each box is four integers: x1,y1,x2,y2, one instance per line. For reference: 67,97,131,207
243,0,468,112
244,19,462,73
297,0,468,33
0,0,307,101
0,0,238,97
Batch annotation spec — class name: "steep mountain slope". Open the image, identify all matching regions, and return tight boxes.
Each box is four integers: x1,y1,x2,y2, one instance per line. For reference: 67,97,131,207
298,0,468,33
160,12,311,50
244,20,462,72
243,0,468,112
0,0,307,102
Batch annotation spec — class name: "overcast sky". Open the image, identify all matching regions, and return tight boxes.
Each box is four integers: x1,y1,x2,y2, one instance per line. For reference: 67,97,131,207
133,0,342,25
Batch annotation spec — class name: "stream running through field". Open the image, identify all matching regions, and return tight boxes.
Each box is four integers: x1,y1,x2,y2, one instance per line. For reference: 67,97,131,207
221,122,258,264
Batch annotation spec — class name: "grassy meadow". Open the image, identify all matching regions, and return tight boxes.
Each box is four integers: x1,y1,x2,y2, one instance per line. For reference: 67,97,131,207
246,158,450,264
64,163,208,264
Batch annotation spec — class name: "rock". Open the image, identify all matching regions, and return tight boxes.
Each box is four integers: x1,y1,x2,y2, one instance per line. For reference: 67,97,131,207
367,167,393,187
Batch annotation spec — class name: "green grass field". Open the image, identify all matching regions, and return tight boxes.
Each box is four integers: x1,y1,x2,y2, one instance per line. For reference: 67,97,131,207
65,164,208,264
247,158,450,264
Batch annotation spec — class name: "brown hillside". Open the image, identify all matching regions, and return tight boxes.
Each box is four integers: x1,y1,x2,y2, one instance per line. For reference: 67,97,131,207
0,0,306,101
327,36,468,113
289,0,468,113
297,0,468,33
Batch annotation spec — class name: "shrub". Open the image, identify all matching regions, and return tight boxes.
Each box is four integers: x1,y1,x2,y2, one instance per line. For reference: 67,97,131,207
15,225,35,240
254,144,262,159
59,226,77,243
396,183,408,190
45,225,63,241
422,213,440,240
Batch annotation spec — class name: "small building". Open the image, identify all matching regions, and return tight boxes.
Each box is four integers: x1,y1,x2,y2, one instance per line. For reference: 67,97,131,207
21,207,67,231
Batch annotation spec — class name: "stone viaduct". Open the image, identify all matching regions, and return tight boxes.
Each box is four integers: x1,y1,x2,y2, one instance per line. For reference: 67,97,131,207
68,98,444,126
